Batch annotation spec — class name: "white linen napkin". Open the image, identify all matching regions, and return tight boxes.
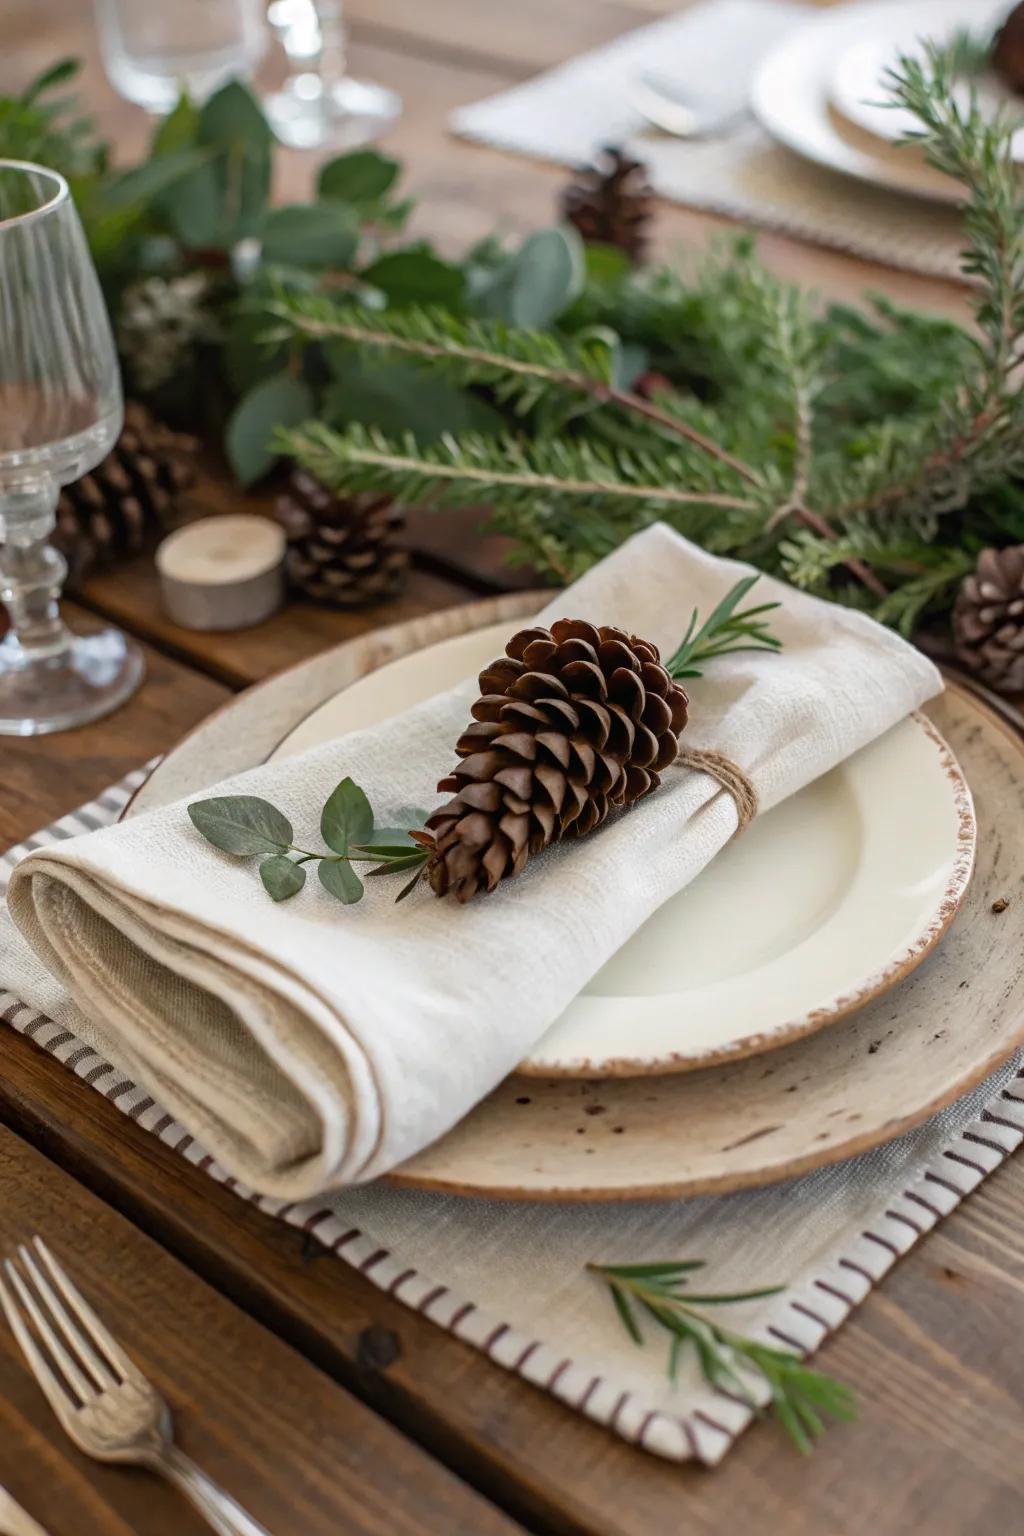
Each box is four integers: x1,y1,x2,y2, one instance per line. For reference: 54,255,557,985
7,526,941,1199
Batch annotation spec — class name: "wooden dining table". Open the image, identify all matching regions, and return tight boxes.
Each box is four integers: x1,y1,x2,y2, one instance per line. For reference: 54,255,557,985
1,1,1022,1532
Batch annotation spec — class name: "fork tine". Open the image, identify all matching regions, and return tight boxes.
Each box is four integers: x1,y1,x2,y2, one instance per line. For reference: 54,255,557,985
19,1244,115,1391
33,1238,142,1385
3,1259,96,1403
0,1268,80,1419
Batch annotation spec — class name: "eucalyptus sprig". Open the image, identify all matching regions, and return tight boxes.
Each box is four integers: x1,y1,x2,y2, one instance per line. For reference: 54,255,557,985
590,1259,856,1453
187,776,429,905
665,573,782,680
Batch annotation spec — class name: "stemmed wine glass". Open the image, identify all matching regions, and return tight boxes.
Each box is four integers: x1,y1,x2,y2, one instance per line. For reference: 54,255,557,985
93,0,269,113
0,160,144,736
265,0,401,149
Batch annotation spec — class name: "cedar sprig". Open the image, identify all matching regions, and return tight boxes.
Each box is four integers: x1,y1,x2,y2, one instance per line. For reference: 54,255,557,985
187,776,429,904
589,1259,856,1453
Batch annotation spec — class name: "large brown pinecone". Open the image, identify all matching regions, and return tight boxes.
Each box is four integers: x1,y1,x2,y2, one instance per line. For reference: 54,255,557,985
54,401,198,586
275,470,408,607
424,618,689,902
953,545,1024,693
994,2,1024,95
560,147,654,264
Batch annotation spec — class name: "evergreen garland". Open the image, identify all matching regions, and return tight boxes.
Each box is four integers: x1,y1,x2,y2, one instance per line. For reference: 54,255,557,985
6,43,1024,638
272,41,1024,634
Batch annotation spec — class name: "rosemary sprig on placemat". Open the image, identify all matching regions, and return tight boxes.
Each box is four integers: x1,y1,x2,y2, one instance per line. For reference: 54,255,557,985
588,1259,856,1453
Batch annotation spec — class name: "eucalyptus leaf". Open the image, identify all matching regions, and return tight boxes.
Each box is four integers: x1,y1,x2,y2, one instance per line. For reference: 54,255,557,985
222,310,288,395
318,148,399,206
192,80,273,245
319,858,364,904
259,855,307,901
362,250,465,309
151,93,200,156
261,202,360,268
320,776,374,854
199,79,273,148
477,226,584,329
102,146,213,211
187,796,293,856
225,371,314,485
322,354,500,444
160,159,223,248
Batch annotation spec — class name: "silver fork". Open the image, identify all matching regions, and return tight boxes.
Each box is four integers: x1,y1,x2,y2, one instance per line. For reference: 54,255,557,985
0,1237,272,1536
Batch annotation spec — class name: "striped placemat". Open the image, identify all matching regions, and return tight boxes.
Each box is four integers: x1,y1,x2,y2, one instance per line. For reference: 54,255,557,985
2,767,1022,1464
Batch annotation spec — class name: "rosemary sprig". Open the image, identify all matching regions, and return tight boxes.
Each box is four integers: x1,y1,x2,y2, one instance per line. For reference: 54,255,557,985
589,1259,856,1453
666,573,782,680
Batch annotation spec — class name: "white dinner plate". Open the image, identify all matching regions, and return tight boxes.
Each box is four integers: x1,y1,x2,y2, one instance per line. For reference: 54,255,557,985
270,618,975,1079
829,2,1024,161
751,2,969,207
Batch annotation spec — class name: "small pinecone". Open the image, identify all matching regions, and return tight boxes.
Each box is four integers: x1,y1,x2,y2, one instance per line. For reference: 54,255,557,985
994,2,1024,95
560,146,654,264
424,618,689,902
953,545,1024,693
275,470,409,607
54,401,199,586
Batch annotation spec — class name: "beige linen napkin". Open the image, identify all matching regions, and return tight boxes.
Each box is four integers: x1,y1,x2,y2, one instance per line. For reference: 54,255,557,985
8,526,941,1199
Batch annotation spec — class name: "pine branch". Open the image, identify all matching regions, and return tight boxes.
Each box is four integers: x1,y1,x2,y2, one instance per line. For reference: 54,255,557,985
278,421,762,517
266,296,762,486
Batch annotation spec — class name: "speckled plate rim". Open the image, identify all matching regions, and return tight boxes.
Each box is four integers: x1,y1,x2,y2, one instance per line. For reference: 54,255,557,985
523,705,975,1079
125,592,976,1082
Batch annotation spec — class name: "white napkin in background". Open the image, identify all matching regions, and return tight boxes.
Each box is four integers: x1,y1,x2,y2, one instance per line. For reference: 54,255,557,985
451,0,968,282
7,525,940,1199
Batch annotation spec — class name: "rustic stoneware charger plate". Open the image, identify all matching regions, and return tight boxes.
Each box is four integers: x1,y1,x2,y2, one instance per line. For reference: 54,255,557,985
750,0,972,207
122,595,1024,1200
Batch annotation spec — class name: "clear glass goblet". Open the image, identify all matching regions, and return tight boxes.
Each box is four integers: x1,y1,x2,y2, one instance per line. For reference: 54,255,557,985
93,0,269,113
0,160,144,737
265,0,401,150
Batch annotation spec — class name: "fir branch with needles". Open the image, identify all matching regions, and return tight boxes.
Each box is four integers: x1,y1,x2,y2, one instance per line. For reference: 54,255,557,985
589,1259,857,1453
269,40,1024,642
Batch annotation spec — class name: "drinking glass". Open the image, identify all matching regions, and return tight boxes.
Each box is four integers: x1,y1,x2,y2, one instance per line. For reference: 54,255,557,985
94,0,269,113
0,161,143,736
265,0,401,149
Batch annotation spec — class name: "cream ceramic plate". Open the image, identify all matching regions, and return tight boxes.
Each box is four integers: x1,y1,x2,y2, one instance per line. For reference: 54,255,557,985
829,2,1024,160
751,3,965,206
124,601,1020,1199
265,617,974,1078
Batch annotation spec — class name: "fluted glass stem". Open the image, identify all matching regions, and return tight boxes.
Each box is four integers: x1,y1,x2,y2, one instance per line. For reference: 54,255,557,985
0,482,70,662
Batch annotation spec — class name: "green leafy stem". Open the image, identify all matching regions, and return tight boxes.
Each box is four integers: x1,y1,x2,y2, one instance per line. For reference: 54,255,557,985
186,577,781,908
187,776,430,905
590,1260,856,1453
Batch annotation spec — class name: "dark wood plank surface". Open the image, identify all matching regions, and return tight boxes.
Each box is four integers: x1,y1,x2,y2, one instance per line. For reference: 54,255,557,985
0,1121,524,1536
2,3,1024,1535
2,1020,1024,1536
